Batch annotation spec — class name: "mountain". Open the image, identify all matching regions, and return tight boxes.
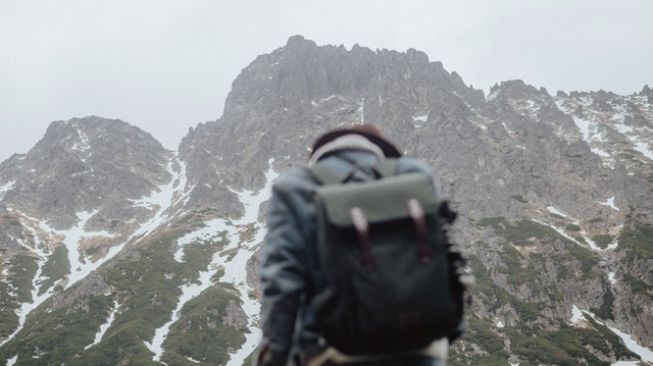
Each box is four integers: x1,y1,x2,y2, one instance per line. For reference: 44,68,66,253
1,35,652,366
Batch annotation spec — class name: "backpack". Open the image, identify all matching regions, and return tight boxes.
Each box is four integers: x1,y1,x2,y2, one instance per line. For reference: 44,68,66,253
307,158,466,355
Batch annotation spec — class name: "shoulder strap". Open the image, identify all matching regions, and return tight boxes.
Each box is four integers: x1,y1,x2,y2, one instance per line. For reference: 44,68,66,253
307,164,342,186
374,158,399,178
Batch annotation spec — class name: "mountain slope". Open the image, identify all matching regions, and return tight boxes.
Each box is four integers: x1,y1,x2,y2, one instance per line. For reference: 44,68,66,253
1,36,652,366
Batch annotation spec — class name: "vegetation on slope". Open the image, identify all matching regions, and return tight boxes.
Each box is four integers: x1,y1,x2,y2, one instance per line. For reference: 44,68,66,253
0,215,247,366
450,218,632,365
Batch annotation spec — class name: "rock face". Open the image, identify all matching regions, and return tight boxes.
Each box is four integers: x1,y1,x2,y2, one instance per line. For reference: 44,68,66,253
0,116,172,230
0,36,651,366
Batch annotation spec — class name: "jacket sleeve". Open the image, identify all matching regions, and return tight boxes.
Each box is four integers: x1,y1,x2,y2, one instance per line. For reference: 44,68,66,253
256,178,308,366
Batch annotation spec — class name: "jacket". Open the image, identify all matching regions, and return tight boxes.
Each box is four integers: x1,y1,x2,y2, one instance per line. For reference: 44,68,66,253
258,145,443,366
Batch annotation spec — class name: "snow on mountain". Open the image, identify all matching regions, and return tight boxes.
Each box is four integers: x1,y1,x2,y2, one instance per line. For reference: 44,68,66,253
84,300,120,350
0,181,14,201
1,37,651,366
574,307,653,364
144,160,277,365
0,217,56,348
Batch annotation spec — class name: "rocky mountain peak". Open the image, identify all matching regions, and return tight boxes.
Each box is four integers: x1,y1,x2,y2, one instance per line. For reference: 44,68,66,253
0,116,172,229
284,34,318,52
181,36,491,207
488,79,549,101
35,116,164,156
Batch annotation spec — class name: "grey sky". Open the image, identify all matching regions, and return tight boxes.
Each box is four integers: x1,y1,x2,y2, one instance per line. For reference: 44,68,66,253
1,0,652,162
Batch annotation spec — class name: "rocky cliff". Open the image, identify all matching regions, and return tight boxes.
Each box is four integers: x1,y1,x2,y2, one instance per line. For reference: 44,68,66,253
0,36,651,366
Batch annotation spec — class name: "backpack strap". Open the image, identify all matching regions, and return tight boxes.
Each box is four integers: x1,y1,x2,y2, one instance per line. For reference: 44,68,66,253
307,164,343,186
374,158,399,178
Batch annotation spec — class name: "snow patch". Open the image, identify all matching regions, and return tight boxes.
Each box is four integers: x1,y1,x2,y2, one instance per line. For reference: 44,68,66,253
537,208,618,252
357,98,365,124
412,114,428,122
570,305,585,324
501,122,516,136
496,320,504,329
578,309,653,363
598,196,619,211
532,219,585,247
570,116,596,142
128,154,190,242
608,272,617,285
311,95,339,107
145,267,220,362
72,129,91,152
6,355,17,366
632,141,653,160
223,159,279,366
591,147,611,158
85,300,120,350
51,210,116,289
609,327,653,363
486,88,499,101
130,155,188,213
546,206,568,218
1,154,190,348
612,118,653,160
146,160,279,366
0,221,59,348
614,123,634,135
186,356,201,363
174,219,227,262
0,180,15,200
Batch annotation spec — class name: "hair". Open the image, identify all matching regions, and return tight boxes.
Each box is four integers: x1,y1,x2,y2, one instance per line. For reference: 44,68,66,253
349,124,383,137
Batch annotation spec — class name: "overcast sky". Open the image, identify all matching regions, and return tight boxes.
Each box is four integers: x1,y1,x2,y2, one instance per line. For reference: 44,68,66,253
1,0,652,162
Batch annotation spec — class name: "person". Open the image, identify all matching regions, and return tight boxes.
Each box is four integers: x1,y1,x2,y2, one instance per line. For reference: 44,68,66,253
256,125,455,366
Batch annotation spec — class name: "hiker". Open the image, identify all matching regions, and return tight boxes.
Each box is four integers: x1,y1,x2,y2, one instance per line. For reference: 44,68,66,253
256,125,467,366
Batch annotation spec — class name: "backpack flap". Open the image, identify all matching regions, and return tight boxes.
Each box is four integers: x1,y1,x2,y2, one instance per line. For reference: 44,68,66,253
312,171,461,354
316,173,438,227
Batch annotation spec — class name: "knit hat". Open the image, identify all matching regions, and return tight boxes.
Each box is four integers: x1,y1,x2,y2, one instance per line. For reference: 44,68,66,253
309,125,401,159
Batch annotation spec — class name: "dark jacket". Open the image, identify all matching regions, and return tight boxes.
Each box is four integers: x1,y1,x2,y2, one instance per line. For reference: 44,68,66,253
258,149,438,366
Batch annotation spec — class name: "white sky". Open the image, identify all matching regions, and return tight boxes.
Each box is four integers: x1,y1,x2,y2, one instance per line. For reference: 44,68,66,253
1,0,652,162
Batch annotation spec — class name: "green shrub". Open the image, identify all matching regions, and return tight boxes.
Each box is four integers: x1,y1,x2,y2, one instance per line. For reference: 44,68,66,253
623,273,652,299
591,287,614,320
591,235,613,249
39,246,70,295
162,287,246,366
479,218,549,246
512,195,528,203
498,242,539,285
586,317,638,359
618,221,653,260
468,256,541,323
0,294,114,366
565,224,581,231
8,254,39,303
563,239,599,279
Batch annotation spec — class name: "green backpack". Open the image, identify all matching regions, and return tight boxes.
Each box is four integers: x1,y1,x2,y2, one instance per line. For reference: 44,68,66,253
308,158,465,355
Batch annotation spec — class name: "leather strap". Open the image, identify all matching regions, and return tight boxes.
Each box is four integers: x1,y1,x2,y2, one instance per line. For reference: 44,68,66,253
375,158,398,178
